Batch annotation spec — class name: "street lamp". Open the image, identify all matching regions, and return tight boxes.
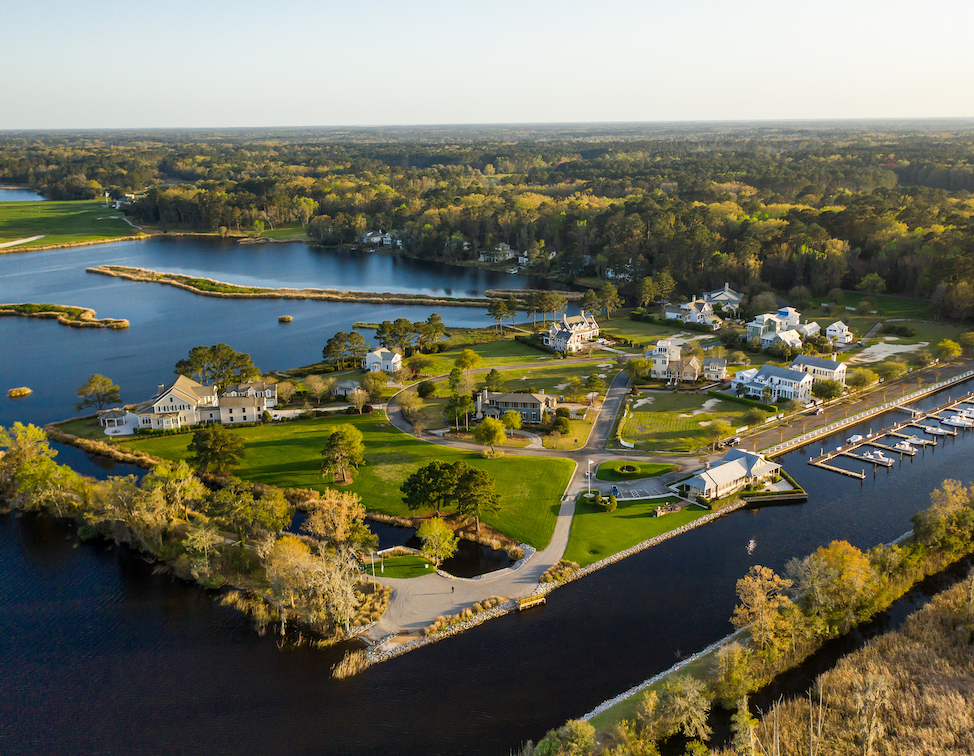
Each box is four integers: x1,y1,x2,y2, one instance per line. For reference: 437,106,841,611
588,459,593,495
371,551,376,586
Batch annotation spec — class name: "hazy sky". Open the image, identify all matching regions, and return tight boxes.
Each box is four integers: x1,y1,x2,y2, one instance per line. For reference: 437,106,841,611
4,0,973,129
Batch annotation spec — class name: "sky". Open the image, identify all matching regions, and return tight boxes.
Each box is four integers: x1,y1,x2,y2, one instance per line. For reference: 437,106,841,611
3,0,973,129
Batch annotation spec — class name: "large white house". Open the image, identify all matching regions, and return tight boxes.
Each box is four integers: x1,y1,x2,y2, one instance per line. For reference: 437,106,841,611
762,328,804,350
746,312,786,343
362,349,402,373
475,388,557,423
544,311,600,353
702,283,744,315
730,364,813,403
826,321,854,345
479,243,517,263
789,355,847,385
664,298,720,329
135,376,218,430
679,449,781,500
648,340,701,381
223,381,278,407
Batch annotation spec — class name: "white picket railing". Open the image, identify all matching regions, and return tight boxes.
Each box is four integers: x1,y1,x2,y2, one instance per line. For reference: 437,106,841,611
762,369,974,457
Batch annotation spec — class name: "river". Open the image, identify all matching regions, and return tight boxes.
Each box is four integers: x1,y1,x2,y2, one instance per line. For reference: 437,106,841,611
0,187,46,202
1,236,972,755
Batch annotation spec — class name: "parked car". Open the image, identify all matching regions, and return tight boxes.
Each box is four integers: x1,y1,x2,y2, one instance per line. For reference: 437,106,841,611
610,485,619,496
725,436,741,447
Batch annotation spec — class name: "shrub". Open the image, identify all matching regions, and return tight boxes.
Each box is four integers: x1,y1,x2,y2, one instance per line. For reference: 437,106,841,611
555,407,571,419
261,410,273,424
278,315,293,323
540,560,579,583
417,380,436,398
552,416,570,434
604,494,617,513
707,390,777,412
362,404,374,414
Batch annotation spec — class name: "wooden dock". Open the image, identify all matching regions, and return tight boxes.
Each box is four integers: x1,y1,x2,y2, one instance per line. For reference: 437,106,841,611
807,389,974,480
517,595,546,611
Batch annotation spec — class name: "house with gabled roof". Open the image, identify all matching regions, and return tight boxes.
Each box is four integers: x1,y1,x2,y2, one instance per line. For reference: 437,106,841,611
475,388,556,423
134,376,218,430
789,354,846,385
730,364,813,403
702,283,744,314
223,381,277,407
826,320,853,345
678,449,781,500
544,311,600,353
362,349,402,373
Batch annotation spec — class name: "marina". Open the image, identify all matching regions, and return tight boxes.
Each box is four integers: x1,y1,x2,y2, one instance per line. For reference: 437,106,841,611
809,391,974,480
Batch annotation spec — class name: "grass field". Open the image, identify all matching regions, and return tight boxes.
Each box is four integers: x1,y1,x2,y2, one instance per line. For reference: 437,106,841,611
598,310,697,346
260,224,308,241
595,460,678,481
489,361,617,395
562,494,705,568
119,413,573,548
619,392,749,452
0,200,140,248
367,554,433,579
419,339,557,376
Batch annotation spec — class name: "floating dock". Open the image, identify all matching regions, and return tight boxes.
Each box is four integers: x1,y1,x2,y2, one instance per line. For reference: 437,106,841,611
517,595,546,611
808,390,974,480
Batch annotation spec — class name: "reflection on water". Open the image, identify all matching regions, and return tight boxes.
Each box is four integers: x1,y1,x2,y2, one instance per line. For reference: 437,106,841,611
0,187,46,202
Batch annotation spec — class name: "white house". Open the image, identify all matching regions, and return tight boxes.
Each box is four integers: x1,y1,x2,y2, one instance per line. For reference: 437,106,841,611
134,376,219,430
702,283,744,315
665,298,716,326
333,380,362,397
544,311,600,353
475,388,557,423
479,243,517,263
796,321,821,339
746,313,785,342
363,230,393,247
763,328,804,350
827,321,854,345
222,381,278,407
789,355,847,385
362,349,402,373
730,364,813,403
777,307,801,329
703,357,728,382
647,340,700,381
679,449,781,500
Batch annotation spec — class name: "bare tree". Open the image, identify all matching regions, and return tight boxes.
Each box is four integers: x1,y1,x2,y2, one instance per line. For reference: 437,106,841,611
348,388,369,414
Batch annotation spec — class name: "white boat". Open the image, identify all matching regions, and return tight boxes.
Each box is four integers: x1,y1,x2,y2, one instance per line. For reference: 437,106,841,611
903,434,925,445
942,415,974,428
747,539,756,555
922,425,949,436
863,450,891,463
846,434,864,444
893,440,914,453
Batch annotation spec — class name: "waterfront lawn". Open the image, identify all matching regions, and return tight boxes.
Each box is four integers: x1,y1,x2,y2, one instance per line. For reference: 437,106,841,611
120,413,572,548
260,223,308,241
562,494,705,568
56,417,107,440
595,461,678,481
369,554,433,579
0,200,139,248
620,393,749,452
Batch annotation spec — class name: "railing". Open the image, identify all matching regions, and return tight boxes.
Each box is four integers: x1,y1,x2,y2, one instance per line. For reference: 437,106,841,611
762,369,974,457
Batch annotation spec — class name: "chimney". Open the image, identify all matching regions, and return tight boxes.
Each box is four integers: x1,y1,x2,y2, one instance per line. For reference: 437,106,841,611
157,384,165,394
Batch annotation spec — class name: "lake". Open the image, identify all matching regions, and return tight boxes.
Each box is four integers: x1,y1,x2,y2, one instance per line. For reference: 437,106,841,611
0,236,570,427
0,187,46,202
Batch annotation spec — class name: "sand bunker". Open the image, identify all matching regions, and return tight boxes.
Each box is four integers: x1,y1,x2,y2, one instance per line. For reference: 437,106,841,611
848,341,929,364
666,332,711,346
597,363,613,368
677,398,723,418
632,397,655,409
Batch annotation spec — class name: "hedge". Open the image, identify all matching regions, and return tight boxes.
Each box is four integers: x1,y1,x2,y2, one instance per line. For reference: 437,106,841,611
707,389,778,412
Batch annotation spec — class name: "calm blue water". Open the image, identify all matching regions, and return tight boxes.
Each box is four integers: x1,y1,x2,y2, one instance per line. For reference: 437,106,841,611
0,237,570,427
0,187,46,202
2,235,972,755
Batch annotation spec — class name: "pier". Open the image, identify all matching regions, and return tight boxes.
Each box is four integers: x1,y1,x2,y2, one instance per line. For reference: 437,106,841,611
807,391,974,480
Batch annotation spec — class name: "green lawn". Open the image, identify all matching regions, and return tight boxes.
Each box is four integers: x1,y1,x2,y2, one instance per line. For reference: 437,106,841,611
119,413,573,548
619,392,749,452
419,339,556,376
56,417,108,440
598,310,697,347
489,361,617,396
595,460,678,481
562,494,707,568
367,554,433,579
260,224,308,241
0,200,140,248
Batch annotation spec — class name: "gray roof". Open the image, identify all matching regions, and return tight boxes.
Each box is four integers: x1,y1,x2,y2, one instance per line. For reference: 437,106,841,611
755,364,811,383
704,358,726,368
791,355,843,371
486,391,553,405
335,380,361,390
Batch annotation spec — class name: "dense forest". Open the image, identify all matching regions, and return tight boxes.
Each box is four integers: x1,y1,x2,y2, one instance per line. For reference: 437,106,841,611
3,123,974,314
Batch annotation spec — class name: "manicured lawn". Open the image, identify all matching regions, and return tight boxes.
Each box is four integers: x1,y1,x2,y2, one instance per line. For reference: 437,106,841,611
562,494,707,568
56,417,108,440
619,392,749,452
542,415,596,450
595,460,678,481
367,554,433,579
598,310,697,347
260,224,308,241
0,200,140,248
419,339,556,376
120,413,573,548
490,361,617,396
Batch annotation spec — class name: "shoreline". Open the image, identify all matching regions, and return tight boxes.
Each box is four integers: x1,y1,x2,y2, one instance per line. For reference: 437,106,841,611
0,233,146,255
87,264,512,308
0,303,129,329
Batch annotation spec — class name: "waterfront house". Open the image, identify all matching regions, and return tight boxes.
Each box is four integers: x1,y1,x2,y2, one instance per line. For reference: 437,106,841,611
134,376,219,430
222,381,277,407
478,243,517,264
543,311,600,353
475,388,557,423
664,298,716,327
363,230,393,247
679,449,781,500
789,354,847,385
362,349,402,373
827,321,854,344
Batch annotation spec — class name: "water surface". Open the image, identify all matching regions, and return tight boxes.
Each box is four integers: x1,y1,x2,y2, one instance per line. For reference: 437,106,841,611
0,187,46,202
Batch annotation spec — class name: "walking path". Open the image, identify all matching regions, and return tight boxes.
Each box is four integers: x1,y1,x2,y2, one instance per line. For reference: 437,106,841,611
0,235,45,249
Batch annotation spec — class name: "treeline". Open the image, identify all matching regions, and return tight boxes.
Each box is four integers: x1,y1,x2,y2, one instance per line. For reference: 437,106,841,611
0,422,384,640
3,128,974,309
522,477,974,756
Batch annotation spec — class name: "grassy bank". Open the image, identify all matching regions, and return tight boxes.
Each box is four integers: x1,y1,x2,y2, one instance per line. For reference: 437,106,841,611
562,494,704,568
0,303,129,329
0,200,140,249
595,460,678,481
119,413,573,548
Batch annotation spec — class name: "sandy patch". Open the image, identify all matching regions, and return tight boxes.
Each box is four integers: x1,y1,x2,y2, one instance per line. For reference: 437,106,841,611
848,341,929,364
597,363,613,368
676,398,723,418
0,235,45,249
698,420,712,427
632,397,655,409
667,332,711,346
596,373,607,379
554,382,568,390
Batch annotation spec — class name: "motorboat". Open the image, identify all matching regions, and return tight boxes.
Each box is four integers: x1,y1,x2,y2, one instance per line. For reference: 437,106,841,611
903,434,925,445
892,440,914,453
747,539,756,555
862,450,891,463
846,434,864,444
942,415,974,428
922,425,949,436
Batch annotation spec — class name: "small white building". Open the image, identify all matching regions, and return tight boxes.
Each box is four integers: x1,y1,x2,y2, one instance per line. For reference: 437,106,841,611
702,283,744,315
544,311,600,353
362,349,402,373
763,328,804,350
796,321,821,339
679,449,781,500
789,355,847,385
827,321,854,345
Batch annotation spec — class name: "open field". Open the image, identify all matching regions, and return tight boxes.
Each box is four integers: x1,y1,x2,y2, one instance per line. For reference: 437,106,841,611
367,554,433,579
260,224,309,241
119,413,573,548
489,361,616,396
418,339,555,376
598,310,703,346
595,460,678,481
0,200,140,248
619,392,749,452
562,494,703,568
